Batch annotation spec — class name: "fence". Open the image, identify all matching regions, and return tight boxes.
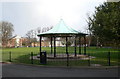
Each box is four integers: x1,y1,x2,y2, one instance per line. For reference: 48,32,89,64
2,51,119,67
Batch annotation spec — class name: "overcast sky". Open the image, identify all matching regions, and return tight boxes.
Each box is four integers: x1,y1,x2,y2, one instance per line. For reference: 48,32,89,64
1,0,107,37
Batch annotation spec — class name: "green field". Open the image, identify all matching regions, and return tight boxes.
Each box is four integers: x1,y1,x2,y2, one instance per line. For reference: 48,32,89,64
2,47,119,66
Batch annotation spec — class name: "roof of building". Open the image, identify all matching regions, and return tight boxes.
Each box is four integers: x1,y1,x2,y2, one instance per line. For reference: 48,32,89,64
9,35,21,40
37,19,87,37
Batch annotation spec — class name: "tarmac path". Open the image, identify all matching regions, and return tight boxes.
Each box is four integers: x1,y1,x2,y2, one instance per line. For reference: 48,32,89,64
2,63,119,77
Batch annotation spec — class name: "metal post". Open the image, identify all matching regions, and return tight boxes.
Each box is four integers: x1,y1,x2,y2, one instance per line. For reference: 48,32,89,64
54,36,56,57
66,37,68,54
40,36,42,53
31,52,33,64
79,36,81,55
84,35,86,55
88,53,90,66
66,37,69,66
51,37,53,54
108,52,111,66
74,36,77,57
9,51,11,62
39,36,42,63
67,54,69,67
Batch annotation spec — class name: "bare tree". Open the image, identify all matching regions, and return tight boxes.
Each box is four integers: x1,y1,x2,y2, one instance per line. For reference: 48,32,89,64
25,26,53,47
0,21,14,47
86,13,93,47
36,26,53,41
41,26,53,41
36,26,53,34
37,27,41,33
41,26,53,33
60,37,74,46
26,30,37,47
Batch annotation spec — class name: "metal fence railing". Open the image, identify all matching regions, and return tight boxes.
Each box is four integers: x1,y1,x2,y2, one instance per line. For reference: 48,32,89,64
2,51,119,67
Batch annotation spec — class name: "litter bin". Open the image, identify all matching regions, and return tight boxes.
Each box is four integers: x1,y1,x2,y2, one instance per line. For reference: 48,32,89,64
40,51,47,64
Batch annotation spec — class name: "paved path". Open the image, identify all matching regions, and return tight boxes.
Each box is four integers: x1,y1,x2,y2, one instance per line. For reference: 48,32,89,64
2,63,119,77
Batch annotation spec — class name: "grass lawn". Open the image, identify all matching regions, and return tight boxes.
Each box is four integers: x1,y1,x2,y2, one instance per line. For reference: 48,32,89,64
2,47,119,66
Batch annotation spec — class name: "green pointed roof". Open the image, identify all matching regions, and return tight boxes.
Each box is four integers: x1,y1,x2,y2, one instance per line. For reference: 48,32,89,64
37,19,87,36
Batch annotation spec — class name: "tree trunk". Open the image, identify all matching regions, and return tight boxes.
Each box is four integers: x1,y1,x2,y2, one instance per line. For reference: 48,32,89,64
88,33,91,47
96,37,99,49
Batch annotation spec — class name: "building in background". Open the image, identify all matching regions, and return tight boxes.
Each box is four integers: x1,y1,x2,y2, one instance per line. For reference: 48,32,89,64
5,35,69,48
7,35,22,47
